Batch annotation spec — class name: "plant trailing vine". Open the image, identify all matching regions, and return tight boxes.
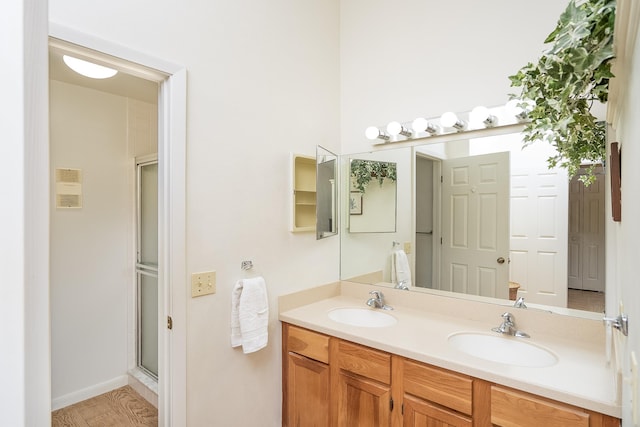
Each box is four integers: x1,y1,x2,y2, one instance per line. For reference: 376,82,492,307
509,0,615,185
350,159,397,193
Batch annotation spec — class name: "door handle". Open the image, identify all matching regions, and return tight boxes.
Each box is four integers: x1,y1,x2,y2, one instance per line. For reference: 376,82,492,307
497,257,506,264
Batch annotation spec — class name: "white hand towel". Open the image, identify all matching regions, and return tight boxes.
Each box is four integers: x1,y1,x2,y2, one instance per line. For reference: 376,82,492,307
231,276,269,354
393,250,412,287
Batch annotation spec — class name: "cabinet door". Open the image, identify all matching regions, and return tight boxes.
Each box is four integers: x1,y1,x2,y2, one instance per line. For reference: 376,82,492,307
491,386,589,427
336,371,391,427
403,395,471,427
286,352,329,427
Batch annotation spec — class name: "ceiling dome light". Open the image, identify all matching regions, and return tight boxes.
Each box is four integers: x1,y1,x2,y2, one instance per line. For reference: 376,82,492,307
63,55,118,79
386,121,413,138
440,112,466,131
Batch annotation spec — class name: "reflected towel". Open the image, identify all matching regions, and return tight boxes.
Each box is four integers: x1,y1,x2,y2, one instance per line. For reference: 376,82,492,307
231,276,269,354
392,250,412,288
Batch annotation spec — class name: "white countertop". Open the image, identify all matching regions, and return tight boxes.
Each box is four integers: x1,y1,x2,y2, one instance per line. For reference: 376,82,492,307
279,283,621,418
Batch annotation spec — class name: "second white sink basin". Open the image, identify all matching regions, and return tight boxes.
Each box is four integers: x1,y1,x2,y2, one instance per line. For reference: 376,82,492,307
328,307,397,328
448,332,558,368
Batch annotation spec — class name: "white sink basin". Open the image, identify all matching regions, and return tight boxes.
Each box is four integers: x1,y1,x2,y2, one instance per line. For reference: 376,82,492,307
328,308,397,328
448,332,558,368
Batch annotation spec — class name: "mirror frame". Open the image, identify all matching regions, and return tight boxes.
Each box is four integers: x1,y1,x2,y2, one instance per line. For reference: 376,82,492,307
316,145,339,240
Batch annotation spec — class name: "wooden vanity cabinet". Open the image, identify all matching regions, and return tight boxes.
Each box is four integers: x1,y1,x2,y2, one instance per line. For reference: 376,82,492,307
283,324,330,427
331,339,392,426
281,323,620,427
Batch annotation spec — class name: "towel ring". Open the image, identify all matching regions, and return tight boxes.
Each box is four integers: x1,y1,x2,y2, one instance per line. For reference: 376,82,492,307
241,260,253,271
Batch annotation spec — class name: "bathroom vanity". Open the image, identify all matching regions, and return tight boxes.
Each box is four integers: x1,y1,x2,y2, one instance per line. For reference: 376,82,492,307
279,281,621,427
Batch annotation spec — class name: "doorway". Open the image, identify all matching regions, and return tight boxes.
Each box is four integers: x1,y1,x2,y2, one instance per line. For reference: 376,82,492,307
47,26,187,425
567,166,606,312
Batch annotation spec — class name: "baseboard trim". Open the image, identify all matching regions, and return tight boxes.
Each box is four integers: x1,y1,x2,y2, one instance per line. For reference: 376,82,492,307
51,375,129,411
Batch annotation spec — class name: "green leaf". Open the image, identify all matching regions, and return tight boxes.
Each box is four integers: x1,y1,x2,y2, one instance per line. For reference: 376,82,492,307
509,0,614,185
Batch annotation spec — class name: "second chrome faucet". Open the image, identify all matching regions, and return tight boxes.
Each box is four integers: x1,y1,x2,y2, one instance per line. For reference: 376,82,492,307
492,312,530,338
366,290,393,310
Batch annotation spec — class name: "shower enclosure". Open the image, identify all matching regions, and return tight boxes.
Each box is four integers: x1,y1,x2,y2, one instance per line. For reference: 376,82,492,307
136,158,158,379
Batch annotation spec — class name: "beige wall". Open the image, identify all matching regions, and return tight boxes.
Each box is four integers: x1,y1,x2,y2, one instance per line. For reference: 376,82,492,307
49,80,132,407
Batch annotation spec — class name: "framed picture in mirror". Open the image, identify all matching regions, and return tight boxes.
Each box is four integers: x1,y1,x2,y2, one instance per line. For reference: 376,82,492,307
350,191,363,215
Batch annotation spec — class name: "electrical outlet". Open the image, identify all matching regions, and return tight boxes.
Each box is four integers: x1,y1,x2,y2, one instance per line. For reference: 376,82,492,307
404,242,411,254
191,271,216,297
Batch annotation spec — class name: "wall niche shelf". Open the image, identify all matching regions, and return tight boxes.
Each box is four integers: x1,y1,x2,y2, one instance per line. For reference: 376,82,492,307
291,154,316,232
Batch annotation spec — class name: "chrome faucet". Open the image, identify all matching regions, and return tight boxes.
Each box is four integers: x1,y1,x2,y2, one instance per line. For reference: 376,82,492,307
394,280,409,290
492,312,530,338
366,290,393,310
513,297,527,309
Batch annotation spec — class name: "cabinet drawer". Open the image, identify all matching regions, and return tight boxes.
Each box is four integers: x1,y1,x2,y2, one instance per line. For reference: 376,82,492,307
286,325,329,364
335,340,391,384
491,386,589,427
402,359,473,416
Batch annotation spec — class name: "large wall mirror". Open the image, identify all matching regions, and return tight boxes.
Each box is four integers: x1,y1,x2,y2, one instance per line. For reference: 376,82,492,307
340,131,606,316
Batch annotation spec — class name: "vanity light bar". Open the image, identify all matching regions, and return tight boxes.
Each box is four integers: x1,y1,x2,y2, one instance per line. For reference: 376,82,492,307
366,101,531,144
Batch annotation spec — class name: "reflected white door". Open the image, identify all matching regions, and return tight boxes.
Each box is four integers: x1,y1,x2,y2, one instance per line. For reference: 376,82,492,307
510,166,568,307
441,152,510,299
568,169,605,292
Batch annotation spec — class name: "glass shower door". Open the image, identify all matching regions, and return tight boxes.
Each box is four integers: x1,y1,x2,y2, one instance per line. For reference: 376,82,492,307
137,160,158,379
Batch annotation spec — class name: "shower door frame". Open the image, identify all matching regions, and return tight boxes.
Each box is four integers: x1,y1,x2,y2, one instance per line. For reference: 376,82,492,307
136,156,159,380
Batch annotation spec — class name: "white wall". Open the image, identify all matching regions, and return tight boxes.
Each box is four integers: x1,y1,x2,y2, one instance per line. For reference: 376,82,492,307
49,80,131,405
608,15,640,426
0,0,50,425
340,0,569,154
49,1,340,425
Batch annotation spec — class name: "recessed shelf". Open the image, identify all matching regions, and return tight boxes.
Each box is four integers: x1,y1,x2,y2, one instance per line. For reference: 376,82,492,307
291,154,316,232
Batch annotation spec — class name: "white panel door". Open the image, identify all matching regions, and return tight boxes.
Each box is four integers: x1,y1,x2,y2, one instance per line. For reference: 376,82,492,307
568,170,605,292
510,167,568,307
441,152,510,299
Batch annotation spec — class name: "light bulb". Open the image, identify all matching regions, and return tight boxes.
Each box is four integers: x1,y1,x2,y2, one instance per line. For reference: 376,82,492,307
63,55,118,79
386,121,412,138
505,99,523,116
412,117,439,135
506,99,534,121
470,106,497,127
365,126,389,141
440,112,466,130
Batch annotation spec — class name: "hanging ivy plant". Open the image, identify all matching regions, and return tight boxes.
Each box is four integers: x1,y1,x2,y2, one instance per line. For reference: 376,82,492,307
350,159,397,193
509,0,615,185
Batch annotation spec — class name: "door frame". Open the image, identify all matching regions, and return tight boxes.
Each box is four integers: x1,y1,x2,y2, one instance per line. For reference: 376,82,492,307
414,151,443,289
49,23,187,426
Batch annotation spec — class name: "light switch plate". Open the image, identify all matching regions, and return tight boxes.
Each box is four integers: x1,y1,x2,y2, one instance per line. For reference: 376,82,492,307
191,271,216,297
